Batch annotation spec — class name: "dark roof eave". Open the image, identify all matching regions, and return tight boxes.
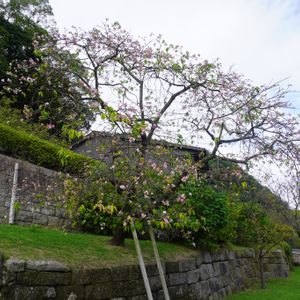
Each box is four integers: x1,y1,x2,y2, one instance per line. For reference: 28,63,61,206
70,130,207,153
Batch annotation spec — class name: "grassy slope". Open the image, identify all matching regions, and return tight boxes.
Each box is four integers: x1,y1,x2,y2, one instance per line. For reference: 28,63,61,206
226,267,300,300
0,224,198,268
3,225,300,299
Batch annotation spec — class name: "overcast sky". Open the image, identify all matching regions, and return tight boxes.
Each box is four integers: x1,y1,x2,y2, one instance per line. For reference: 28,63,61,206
49,0,300,109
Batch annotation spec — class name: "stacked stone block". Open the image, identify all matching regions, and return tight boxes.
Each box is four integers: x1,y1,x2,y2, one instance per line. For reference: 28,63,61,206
0,154,68,228
0,249,289,300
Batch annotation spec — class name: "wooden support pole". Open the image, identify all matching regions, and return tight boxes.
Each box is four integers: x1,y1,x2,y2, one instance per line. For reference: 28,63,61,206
131,221,153,300
9,162,19,225
149,226,170,300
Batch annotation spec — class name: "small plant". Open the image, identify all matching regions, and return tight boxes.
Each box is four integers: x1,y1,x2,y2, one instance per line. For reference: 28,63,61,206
13,201,21,212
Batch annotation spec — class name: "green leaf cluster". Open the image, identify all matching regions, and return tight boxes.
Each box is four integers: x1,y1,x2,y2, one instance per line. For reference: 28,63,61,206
176,179,230,245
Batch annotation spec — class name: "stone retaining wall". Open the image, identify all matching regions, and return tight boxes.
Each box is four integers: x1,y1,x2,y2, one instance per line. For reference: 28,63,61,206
0,249,289,300
292,249,300,265
0,154,67,227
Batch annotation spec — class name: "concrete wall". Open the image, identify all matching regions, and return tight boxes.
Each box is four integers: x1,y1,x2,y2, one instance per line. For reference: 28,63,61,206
0,249,289,300
0,154,67,228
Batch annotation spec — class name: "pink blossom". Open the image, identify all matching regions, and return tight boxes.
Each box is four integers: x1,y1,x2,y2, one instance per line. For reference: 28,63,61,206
129,136,135,143
128,107,137,113
47,123,55,129
177,194,186,203
144,48,153,58
151,162,157,169
181,175,189,182
90,101,99,109
163,217,170,224
162,200,169,206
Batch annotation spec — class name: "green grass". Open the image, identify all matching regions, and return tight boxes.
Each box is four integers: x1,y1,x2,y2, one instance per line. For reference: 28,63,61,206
0,224,198,268
226,267,300,300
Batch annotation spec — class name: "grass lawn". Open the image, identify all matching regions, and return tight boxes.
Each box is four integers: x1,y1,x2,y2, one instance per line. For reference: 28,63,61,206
225,267,300,300
0,224,198,268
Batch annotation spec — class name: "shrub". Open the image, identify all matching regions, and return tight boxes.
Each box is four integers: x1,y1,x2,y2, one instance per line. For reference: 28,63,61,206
0,123,93,174
64,176,121,235
176,179,230,245
63,150,200,243
64,168,232,246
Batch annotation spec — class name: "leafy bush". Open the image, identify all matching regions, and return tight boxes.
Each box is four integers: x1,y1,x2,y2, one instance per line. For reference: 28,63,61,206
290,235,300,249
0,123,93,174
231,202,296,248
63,147,203,244
175,179,230,245
63,154,232,246
64,176,121,235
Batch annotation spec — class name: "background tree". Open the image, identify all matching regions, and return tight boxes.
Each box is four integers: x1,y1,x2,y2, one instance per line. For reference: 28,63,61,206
266,149,300,236
0,0,94,137
0,0,53,91
0,0,53,27
234,203,295,289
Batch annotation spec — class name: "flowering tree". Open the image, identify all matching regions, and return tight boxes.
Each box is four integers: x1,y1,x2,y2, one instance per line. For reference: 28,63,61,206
43,22,299,161
39,22,299,244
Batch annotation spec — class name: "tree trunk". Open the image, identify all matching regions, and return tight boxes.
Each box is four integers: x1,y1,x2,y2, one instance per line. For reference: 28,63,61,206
109,229,126,246
259,255,266,289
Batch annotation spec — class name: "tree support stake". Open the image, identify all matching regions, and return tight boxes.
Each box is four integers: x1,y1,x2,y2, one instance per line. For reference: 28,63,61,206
149,226,170,300
132,221,153,300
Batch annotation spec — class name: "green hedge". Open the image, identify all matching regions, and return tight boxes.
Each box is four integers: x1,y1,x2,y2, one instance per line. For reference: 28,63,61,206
0,123,93,174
